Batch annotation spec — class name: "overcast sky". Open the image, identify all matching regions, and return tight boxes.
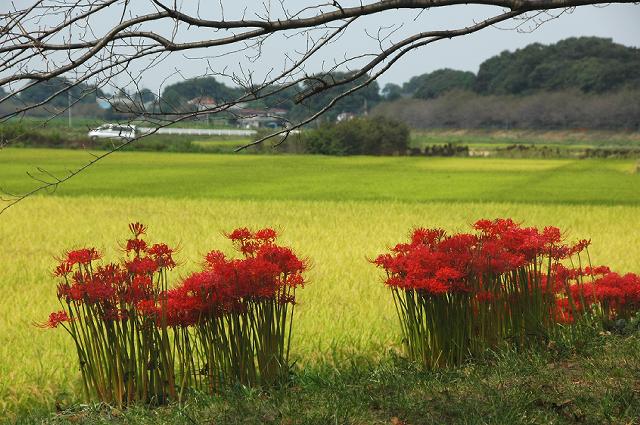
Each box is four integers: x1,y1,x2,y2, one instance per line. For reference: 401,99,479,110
3,1,640,93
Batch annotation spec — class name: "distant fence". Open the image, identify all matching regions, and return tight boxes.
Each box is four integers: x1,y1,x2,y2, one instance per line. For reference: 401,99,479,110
139,127,256,137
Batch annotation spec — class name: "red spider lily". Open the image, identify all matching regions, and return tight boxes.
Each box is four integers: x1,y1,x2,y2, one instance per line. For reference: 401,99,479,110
225,227,282,257
120,275,153,303
35,311,73,328
53,261,73,277
257,244,306,275
148,243,177,269
255,228,278,242
592,272,640,319
166,269,231,319
205,250,226,268
168,227,307,390
136,291,202,327
585,265,611,276
41,223,180,407
200,228,306,299
125,256,158,275
542,226,563,245
136,299,159,319
84,279,117,303
65,248,101,266
285,273,305,288
57,282,84,302
554,298,575,324
129,222,147,237
473,218,519,236
227,227,252,241
374,230,473,295
410,228,446,246
549,266,640,322
125,238,148,255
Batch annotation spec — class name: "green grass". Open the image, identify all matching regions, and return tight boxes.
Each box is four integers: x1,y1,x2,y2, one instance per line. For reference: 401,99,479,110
1,148,640,422
7,116,105,130
14,332,640,424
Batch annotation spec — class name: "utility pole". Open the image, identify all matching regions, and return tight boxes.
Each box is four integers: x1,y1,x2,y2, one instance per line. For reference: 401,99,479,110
68,90,72,128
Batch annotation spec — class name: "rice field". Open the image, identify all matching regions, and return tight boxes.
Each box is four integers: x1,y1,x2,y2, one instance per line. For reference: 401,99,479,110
2,148,639,204
1,148,639,418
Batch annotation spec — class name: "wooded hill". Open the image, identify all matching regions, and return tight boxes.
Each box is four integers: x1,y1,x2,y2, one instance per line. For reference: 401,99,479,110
375,37,640,130
383,37,640,100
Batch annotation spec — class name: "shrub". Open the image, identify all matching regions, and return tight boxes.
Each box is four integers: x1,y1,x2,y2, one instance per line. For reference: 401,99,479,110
303,117,409,155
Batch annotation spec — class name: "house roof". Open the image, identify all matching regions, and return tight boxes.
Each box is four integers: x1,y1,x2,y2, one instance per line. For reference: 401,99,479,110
187,96,217,105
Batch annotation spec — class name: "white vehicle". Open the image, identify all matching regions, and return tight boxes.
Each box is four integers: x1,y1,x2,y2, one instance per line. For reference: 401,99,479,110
88,124,137,141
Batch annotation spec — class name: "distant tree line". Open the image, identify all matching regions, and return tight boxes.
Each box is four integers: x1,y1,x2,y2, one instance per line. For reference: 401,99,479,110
4,37,638,130
158,71,381,123
373,89,640,130
16,77,103,107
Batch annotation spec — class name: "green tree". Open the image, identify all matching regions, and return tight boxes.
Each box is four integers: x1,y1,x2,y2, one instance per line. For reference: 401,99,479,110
137,88,156,104
253,84,299,110
410,69,476,99
382,83,404,101
160,77,240,112
475,37,640,94
19,77,102,107
289,71,381,123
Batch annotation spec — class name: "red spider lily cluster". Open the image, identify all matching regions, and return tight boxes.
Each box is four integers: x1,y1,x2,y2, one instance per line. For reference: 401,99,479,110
38,224,307,406
372,218,635,368
139,228,306,329
374,219,587,295
53,242,175,315
553,265,640,324
38,223,179,406
170,228,307,390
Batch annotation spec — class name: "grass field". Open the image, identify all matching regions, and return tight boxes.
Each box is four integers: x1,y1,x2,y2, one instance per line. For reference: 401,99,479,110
1,148,640,420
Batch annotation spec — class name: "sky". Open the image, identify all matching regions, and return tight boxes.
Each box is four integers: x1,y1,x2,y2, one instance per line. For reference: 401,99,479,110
2,1,640,93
